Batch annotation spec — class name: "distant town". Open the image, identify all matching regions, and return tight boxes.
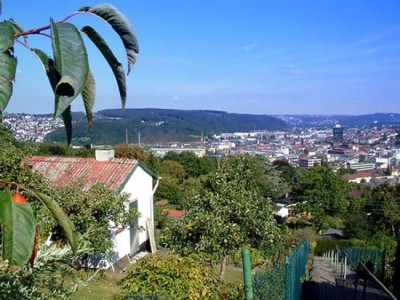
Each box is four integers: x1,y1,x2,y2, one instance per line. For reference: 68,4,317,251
3,113,64,143
4,112,400,186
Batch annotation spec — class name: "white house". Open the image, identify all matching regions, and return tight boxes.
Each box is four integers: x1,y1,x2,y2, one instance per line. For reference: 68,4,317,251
29,149,160,269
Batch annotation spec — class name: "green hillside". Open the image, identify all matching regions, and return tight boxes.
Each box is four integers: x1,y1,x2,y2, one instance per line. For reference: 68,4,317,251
45,108,288,145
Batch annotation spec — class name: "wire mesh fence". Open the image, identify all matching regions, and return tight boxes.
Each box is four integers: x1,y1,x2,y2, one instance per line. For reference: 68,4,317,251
323,246,395,299
343,247,384,279
253,260,286,300
253,240,310,300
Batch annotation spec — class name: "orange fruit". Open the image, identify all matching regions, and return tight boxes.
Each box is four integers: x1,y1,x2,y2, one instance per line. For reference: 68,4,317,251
12,193,28,204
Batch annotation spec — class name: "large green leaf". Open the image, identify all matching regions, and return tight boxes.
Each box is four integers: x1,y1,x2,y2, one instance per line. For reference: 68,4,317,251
50,20,89,118
0,51,17,110
61,105,72,146
0,191,35,266
28,191,78,254
32,49,74,145
5,19,28,44
81,69,95,128
78,3,139,74
32,48,60,91
0,22,14,52
81,26,126,109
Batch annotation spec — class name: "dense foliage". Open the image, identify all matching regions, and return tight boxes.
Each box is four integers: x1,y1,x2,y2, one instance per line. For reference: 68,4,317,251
292,164,350,230
121,253,224,299
40,181,138,254
161,155,281,280
33,142,95,158
394,235,400,299
154,152,217,207
0,125,49,193
369,183,400,237
114,143,148,161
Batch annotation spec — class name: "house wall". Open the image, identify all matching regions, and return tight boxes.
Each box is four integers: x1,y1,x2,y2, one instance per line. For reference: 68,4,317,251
122,166,154,253
110,229,131,267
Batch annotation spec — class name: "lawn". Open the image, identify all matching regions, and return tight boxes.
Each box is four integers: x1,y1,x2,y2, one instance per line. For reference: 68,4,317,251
70,270,124,300
69,262,243,299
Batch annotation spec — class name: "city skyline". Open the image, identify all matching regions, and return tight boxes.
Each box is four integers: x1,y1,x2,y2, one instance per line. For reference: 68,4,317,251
2,0,400,115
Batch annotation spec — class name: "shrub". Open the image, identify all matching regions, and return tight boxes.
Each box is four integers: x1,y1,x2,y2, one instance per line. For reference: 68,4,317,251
314,239,354,255
283,228,318,248
228,247,265,268
120,253,221,299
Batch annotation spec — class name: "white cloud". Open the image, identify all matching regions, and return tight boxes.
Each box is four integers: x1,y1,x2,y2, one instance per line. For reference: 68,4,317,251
171,95,180,100
241,41,258,51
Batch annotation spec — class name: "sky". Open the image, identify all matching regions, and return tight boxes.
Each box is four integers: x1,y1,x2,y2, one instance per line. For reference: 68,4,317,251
2,0,400,115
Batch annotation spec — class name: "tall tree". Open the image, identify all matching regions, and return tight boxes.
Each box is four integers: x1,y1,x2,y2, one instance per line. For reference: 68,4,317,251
43,181,138,254
161,155,280,280
163,151,217,178
273,159,299,189
114,143,148,161
145,153,161,174
293,165,350,230
370,183,400,237
161,160,185,183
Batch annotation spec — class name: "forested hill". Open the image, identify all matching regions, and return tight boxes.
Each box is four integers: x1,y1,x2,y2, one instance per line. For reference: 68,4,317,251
279,113,400,127
45,108,288,145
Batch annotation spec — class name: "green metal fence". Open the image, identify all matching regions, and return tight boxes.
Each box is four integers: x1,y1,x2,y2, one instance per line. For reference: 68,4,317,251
343,246,384,279
253,241,310,300
323,246,395,299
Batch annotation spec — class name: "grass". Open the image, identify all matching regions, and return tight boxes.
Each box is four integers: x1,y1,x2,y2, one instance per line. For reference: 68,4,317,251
224,265,243,284
70,269,124,300
69,263,243,299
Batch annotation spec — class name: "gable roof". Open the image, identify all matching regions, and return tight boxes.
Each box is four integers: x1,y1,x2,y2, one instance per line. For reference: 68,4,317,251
342,171,376,181
29,156,139,190
323,228,344,239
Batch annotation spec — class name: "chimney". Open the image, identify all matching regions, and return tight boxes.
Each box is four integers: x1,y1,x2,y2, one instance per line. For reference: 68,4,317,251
95,149,115,161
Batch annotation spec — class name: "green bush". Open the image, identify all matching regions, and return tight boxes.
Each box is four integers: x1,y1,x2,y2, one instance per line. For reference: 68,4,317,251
0,260,76,299
120,253,221,300
283,228,318,248
219,283,243,300
314,239,354,255
228,247,265,268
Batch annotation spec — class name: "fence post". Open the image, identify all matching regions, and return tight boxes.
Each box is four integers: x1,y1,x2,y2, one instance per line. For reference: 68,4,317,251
242,248,254,300
285,256,290,300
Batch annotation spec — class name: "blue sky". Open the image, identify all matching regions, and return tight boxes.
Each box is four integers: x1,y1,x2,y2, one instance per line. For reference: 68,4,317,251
2,0,400,115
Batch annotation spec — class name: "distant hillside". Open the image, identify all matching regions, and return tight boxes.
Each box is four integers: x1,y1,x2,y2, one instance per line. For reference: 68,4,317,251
45,108,288,145
277,113,400,127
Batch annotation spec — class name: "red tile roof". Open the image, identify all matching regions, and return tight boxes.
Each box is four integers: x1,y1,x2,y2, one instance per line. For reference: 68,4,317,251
163,209,184,218
29,156,138,190
342,171,376,181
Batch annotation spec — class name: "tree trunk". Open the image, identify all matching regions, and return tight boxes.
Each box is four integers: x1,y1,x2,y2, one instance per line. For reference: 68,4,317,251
219,255,227,281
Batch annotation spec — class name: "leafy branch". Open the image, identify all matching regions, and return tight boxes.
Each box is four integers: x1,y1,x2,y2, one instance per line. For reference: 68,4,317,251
0,178,78,266
0,3,139,145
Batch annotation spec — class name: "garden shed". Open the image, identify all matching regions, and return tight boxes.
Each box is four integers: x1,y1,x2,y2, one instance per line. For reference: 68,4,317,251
29,149,160,269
